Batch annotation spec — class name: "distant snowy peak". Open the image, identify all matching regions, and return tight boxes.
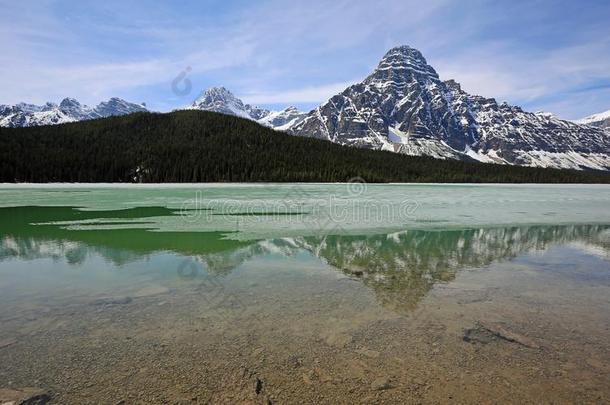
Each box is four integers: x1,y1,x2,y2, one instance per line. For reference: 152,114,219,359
188,87,305,130
190,87,254,119
574,109,610,130
291,45,610,171
0,97,147,128
96,97,148,117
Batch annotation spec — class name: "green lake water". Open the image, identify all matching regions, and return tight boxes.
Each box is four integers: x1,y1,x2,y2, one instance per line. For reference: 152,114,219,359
0,184,609,404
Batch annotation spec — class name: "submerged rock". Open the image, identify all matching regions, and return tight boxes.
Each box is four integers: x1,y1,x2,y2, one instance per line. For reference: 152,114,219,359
371,377,392,391
464,321,541,349
0,387,51,404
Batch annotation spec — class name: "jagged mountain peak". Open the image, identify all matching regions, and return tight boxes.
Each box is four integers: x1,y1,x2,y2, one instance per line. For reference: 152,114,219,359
380,45,429,66
193,86,241,106
374,44,439,80
191,86,252,119
95,97,147,117
59,97,81,108
58,97,92,119
292,45,463,150
200,86,232,97
382,44,422,56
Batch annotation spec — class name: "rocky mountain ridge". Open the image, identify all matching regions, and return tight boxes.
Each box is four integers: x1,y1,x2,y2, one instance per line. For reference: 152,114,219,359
0,97,147,128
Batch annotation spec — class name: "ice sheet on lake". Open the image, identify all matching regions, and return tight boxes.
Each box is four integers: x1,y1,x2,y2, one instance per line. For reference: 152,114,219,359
1,183,609,240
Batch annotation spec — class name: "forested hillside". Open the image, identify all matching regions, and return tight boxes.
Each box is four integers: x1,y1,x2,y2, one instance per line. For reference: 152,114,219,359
1,110,609,183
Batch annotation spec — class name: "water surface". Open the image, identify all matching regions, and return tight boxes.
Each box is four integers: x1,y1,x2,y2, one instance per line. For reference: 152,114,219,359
0,184,609,404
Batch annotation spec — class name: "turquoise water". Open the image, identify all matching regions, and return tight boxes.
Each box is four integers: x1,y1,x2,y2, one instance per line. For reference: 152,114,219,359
0,184,609,403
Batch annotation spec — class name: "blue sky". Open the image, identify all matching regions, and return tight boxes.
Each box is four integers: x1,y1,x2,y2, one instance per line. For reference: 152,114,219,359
1,0,609,119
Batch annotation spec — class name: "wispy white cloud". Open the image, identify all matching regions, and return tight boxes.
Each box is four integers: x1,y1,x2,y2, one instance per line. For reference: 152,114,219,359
431,38,610,118
241,80,358,105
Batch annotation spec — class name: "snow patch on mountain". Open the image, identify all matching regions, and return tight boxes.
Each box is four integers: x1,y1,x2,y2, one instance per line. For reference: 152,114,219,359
574,109,610,130
464,146,507,164
396,139,464,160
387,126,409,144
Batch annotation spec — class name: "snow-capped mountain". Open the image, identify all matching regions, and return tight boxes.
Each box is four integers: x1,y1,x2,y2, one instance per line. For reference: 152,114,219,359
0,97,148,128
189,86,255,119
290,45,610,171
95,98,148,118
574,109,610,130
187,87,306,130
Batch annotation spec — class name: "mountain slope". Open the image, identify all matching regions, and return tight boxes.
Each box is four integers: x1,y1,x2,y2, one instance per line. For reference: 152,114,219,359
574,109,610,130
291,46,610,171
187,87,306,130
1,109,608,183
0,97,147,128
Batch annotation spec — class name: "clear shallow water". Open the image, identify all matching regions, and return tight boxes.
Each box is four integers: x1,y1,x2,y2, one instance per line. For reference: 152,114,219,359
0,184,609,404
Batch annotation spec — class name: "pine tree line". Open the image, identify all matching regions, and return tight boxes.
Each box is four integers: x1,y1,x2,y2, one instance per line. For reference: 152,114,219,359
1,110,609,183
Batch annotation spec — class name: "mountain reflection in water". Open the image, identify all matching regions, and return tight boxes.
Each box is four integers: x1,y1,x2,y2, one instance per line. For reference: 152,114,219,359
1,206,608,313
